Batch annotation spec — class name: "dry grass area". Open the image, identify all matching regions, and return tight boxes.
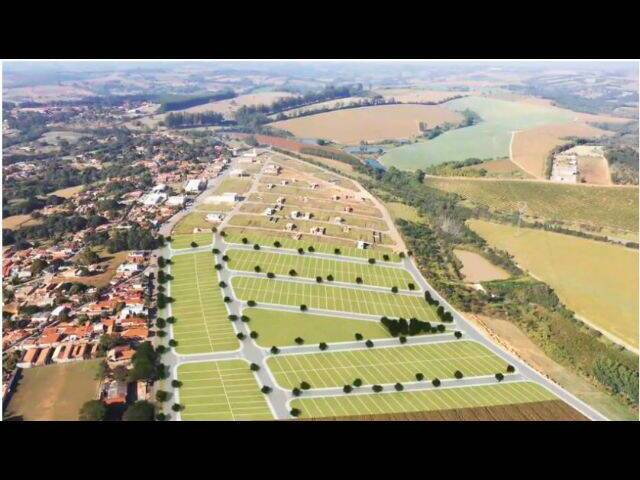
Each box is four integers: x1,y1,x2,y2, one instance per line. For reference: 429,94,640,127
384,201,422,223
270,104,462,144
453,249,510,283
374,88,464,104
51,249,129,288
214,178,252,194
578,155,611,185
465,158,533,178
48,185,84,198
511,123,612,178
301,400,588,421
183,91,297,118
4,360,100,421
466,313,636,420
2,214,42,230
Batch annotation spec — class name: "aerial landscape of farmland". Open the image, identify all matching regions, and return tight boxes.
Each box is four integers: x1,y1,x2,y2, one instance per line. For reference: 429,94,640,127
2,59,638,424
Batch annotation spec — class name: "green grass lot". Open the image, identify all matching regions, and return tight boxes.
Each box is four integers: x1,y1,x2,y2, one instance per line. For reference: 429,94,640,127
214,177,252,194
247,192,383,218
426,177,639,234
170,232,213,250
290,381,556,418
231,277,439,320
239,203,389,231
223,230,399,261
4,360,99,421
170,252,239,354
384,201,423,223
269,340,509,390
177,360,273,420
227,214,394,245
242,308,391,347
468,219,639,349
226,249,415,289
172,212,215,235
380,96,574,170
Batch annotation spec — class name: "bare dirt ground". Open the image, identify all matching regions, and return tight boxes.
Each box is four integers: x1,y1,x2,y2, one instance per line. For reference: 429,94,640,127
578,155,611,185
453,249,510,283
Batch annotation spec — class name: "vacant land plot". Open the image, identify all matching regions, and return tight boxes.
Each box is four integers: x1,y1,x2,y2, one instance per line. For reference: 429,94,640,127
380,96,575,170
52,249,129,289
40,130,84,145
577,155,611,185
511,123,610,178
468,220,639,349
384,202,422,223
214,178,252,194
243,308,391,347
302,400,587,421
290,381,556,418
426,177,639,233
268,341,508,389
170,252,238,354
453,249,510,283
170,232,213,250
248,192,383,217
172,212,216,235
227,249,414,289
270,104,462,144
223,230,398,261
177,360,273,420
4,360,100,421
231,277,438,320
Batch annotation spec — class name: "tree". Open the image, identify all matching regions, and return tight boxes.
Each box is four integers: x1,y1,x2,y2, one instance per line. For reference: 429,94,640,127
273,241,281,248
300,381,311,390
76,247,100,266
219,281,227,288
266,272,275,278
292,388,302,397
123,401,155,421
79,400,106,421
254,266,261,273
343,385,353,393
190,241,198,248
270,346,280,354
454,331,462,339
112,366,129,382
365,340,374,348
506,365,515,373
307,246,315,253
334,248,341,255
383,254,390,261
399,336,407,344
316,276,323,283
415,373,424,381
228,314,238,322
355,277,363,284
495,373,505,382
168,339,178,348
372,385,383,393
290,408,301,417
297,248,304,254
253,244,260,250
261,386,272,394
156,318,167,329
171,403,182,412
368,258,375,264
250,363,260,371
171,380,182,388
319,342,328,351
289,269,297,276
454,370,464,379
237,332,246,340
156,390,170,402
407,283,415,291
247,300,257,307
166,316,176,324
242,237,249,244
250,331,258,339
294,337,304,345
432,378,441,387
353,378,363,387
156,413,168,421
241,315,250,322
391,286,398,293
212,248,220,254
215,263,223,270
326,274,334,281
222,255,229,262
300,304,308,311
394,383,404,391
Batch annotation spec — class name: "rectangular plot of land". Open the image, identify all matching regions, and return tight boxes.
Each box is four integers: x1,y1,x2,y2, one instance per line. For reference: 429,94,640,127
177,360,273,420
268,341,508,389
171,232,213,250
226,249,414,289
231,277,437,320
291,382,556,418
170,252,239,354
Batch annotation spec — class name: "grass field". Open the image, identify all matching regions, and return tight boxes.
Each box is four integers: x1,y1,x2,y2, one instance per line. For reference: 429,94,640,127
380,96,575,170
177,360,273,420
383,201,422,223
374,88,463,104
290,381,556,418
48,185,84,198
231,277,438,320
226,249,415,289
2,214,43,230
426,177,639,233
242,308,392,347
223,231,399,261
170,232,213,250
270,104,462,144
170,252,239,354
172,212,215,235
181,91,296,119
468,220,639,349
4,360,100,421
214,177,252,194
268,340,509,389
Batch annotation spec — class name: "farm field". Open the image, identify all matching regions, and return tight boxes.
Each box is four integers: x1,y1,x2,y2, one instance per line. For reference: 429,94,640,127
223,230,398,261
511,122,611,178
181,91,297,118
226,249,415,289
301,400,588,421
170,232,213,250
177,360,273,420
453,249,510,283
425,176,639,234
577,155,611,185
270,104,463,144
468,220,639,349
172,212,215,235
374,88,464,104
242,308,391,347
379,96,576,170
231,276,439,320
4,360,100,421
268,96,365,118
169,252,239,354
268,340,510,389
290,381,556,418
463,158,533,179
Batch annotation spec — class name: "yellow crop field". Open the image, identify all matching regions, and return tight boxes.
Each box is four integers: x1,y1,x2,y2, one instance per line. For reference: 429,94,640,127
270,104,462,144
467,219,639,349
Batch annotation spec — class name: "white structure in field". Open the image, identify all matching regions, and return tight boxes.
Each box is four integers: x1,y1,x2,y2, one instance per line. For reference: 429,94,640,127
166,195,186,207
206,192,241,204
185,179,207,193
229,168,248,177
357,240,370,250
206,213,225,223
141,192,167,206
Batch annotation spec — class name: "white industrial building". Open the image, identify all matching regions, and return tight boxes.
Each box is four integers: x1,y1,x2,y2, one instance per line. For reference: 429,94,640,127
185,178,207,193
206,192,241,204
141,192,167,206
166,195,186,207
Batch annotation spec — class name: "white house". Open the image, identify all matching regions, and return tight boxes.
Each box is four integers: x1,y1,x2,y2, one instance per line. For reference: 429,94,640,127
185,179,207,193
166,195,186,207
